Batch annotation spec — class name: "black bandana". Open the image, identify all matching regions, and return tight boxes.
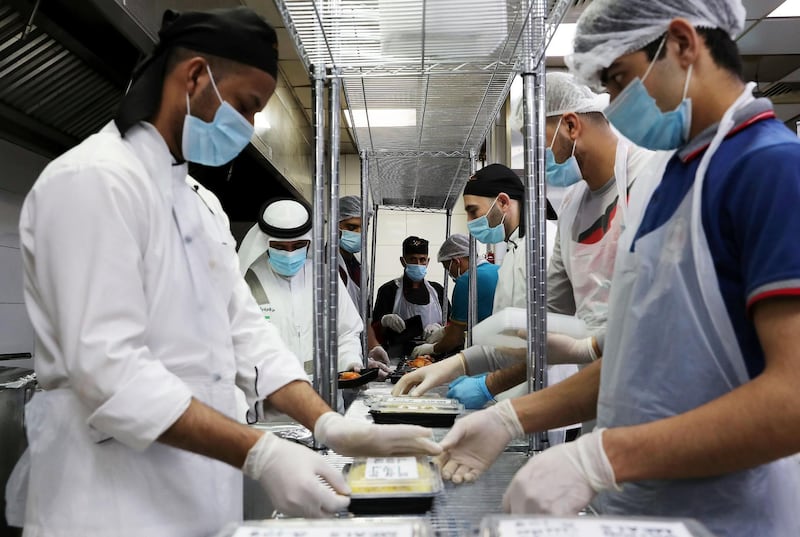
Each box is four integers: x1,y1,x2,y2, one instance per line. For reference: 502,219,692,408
114,7,279,135
463,164,557,220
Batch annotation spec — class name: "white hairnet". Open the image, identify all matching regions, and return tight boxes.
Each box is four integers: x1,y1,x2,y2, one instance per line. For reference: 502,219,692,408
511,72,609,130
237,199,312,275
566,0,746,89
338,195,373,222
544,72,609,117
437,233,470,263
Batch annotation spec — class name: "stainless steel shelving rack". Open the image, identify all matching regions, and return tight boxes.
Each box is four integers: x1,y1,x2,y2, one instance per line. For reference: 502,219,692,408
273,0,573,451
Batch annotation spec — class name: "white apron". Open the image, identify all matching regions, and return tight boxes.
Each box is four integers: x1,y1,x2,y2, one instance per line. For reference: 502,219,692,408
391,277,442,329
594,85,800,536
559,139,631,332
337,250,362,313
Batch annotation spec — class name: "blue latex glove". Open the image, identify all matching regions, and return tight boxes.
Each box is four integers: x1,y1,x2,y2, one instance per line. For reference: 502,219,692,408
447,374,494,409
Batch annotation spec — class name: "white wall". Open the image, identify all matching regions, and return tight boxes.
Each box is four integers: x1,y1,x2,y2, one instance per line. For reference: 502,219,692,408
339,154,470,306
0,139,50,368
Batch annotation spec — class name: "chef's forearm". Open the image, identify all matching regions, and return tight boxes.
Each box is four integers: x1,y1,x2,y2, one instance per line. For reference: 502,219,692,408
266,379,334,430
159,398,261,468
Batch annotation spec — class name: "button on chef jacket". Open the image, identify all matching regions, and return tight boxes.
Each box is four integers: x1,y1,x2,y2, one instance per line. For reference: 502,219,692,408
18,121,308,537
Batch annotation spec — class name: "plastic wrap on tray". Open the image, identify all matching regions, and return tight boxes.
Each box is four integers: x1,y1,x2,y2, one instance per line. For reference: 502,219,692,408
369,398,463,427
214,516,432,536
343,457,443,515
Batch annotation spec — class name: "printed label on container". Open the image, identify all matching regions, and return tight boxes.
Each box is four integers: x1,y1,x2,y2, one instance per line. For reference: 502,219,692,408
232,524,414,537
497,519,694,537
364,457,419,480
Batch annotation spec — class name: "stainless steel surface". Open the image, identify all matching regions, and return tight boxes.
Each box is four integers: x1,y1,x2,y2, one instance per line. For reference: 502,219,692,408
369,203,379,311
0,367,35,535
311,65,330,422
327,68,342,412
521,0,550,453
467,149,478,345
360,149,370,365
442,209,452,324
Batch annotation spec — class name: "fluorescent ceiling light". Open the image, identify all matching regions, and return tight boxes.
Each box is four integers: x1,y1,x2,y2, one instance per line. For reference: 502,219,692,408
346,108,416,128
546,23,576,57
254,112,271,130
768,0,800,17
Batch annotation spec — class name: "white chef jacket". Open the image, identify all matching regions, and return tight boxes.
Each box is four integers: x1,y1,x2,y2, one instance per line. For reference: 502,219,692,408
492,221,557,312
243,252,364,374
18,121,308,537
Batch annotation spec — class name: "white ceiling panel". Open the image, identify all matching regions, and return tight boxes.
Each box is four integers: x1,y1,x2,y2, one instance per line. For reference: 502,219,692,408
780,66,800,82
741,0,785,19
737,18,800,55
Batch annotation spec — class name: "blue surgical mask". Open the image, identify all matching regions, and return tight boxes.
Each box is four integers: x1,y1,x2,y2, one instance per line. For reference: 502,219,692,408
268,246,308,277
467,196,506,244
546,117,582,187
448,259,462,282
339,230,362,253
405,263,427,282
605,37,693,151
182,65,255,166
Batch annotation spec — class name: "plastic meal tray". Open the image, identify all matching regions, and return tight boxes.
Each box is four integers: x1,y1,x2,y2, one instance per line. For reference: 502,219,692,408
338,367,380,388
213,516,432,536
375,396,461,408
344,457,443,515
478,515,719,537
369,400,463,427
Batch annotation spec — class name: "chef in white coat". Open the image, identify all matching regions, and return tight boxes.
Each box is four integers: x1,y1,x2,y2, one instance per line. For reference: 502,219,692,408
14,8,439,536
238,198,390,378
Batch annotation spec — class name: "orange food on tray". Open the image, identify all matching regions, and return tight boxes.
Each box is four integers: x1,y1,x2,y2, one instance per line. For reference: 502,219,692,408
339,371,361,380
408,356,433,369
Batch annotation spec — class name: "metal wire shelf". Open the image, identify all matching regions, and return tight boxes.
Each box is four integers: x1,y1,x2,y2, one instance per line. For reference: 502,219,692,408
275,0,573,210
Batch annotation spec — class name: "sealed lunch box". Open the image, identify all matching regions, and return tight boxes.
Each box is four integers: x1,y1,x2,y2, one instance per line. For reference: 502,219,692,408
478,515,719,537
343,457,443,515
369,398,463,427
213,517,432,537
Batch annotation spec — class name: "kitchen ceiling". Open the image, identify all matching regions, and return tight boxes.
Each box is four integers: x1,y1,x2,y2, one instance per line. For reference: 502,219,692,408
0,0,797,167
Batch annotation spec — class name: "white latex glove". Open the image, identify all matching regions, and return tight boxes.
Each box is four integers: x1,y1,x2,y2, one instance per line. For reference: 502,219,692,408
423,323,445,343
547,333,599,364
502,428,619,514
437,399,524,484
315,411,442,457
411,343,436,358
355,359,392,380
391,354,464,396
381,314,406,333
368,345,390,365
242,433,351,517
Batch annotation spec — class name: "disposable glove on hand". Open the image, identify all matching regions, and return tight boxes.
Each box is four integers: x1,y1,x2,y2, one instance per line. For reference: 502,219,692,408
381,314,406,333
355,359,391,380
242,433,351,518
438,399,524,484
315,411,442,457
502,428,619,515
368,345,390,365
447,374,494,409
547,333,599,364
391,354,465,396
411,343,436,358
423,323,445,343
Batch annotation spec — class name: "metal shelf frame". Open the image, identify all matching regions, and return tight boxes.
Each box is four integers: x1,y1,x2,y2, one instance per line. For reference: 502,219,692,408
283,0,571,434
